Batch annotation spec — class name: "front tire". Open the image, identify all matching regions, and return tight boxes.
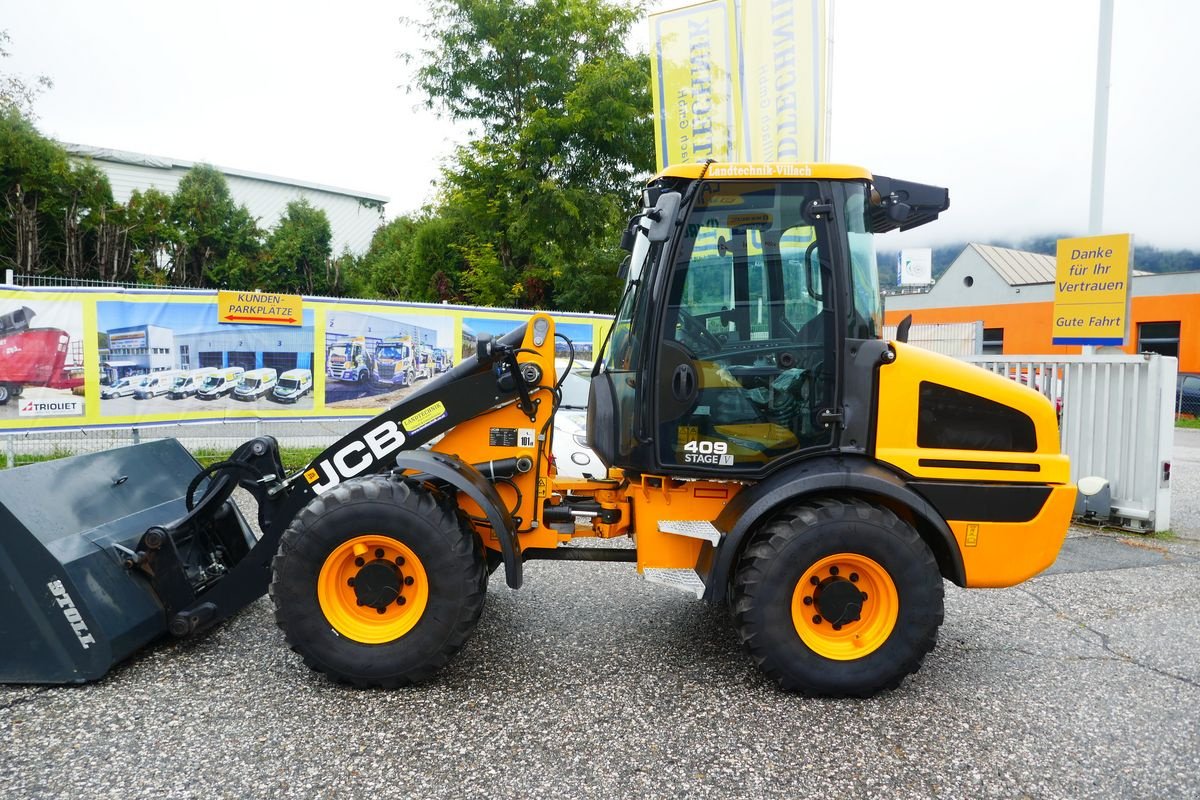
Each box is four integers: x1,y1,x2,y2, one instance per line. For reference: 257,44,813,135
270,475,486,687
732,498,943,697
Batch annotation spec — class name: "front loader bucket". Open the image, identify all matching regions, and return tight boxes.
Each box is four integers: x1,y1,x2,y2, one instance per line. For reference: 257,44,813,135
0,439,255,684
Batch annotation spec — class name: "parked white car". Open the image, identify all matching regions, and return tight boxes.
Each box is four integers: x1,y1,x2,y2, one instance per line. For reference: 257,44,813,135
552,363,604,479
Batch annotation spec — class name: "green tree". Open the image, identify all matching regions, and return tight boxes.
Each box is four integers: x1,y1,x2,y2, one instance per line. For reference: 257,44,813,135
125,187,178,283
59,161,116,280
0,108,122,279
169,165,262,287
0,107,71,273
408,0,653,312
262,199,335,295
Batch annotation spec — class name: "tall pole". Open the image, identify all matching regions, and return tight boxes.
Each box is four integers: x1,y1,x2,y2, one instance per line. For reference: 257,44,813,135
823,0,834,161
1088,0,1115,235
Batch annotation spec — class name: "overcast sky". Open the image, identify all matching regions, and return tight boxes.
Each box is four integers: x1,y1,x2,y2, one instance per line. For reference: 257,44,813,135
3,0,1198,251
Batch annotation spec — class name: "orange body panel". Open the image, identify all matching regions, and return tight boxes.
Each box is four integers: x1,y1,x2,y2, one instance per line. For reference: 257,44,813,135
626,480,741,571
949,485,1075,587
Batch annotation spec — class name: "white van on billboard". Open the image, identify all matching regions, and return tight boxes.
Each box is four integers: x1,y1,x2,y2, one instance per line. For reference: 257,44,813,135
271,368,313,403
234,368,278,401
197,367,245,400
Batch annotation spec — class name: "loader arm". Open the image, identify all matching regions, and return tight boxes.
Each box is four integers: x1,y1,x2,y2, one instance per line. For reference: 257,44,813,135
164,322,540,635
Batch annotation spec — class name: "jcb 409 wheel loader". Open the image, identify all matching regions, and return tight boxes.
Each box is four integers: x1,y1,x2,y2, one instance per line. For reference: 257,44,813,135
0,163,1075,696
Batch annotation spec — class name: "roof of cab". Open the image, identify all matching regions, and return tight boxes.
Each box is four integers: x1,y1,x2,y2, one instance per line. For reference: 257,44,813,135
654,162,872,181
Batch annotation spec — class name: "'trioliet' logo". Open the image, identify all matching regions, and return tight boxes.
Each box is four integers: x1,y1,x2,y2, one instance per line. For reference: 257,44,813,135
19,398,84,417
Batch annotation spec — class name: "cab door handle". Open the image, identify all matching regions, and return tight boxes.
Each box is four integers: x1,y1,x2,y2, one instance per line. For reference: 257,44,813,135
671,363,697,403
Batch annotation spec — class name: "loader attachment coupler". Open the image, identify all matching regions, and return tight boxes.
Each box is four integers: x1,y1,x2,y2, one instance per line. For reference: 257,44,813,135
0,438,274,684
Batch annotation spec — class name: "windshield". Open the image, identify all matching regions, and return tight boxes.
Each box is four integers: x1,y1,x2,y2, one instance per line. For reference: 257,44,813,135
201,376,221,389
241,379,260,390
377,345,408,359
172,377,187,388
844,184,881,338
278,379,298,391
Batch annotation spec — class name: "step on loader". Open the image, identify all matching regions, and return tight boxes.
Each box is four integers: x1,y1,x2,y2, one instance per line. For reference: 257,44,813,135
0,163,1075,696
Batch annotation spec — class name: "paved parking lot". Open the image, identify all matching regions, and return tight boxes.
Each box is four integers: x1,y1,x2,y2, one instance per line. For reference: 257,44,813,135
1171,427,1200,540
2,430,1198,799
1,523,1198,800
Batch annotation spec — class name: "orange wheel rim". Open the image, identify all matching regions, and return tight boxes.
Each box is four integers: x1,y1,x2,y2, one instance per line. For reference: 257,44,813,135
791,552,899,660
317,534,429,644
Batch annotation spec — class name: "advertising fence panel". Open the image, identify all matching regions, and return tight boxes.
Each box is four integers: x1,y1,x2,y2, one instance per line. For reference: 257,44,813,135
0,286,610,435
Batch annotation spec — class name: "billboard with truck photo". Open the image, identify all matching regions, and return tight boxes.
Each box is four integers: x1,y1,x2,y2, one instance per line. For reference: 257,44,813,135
0,286,611,431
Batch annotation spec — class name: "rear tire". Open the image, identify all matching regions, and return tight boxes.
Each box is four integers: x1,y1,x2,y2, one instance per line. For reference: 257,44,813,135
270,475,486,687
732,498,943,696
0,384,9,405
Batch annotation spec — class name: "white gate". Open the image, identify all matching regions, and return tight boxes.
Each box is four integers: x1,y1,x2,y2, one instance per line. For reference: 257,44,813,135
882,321,982,356
959,353,1177,532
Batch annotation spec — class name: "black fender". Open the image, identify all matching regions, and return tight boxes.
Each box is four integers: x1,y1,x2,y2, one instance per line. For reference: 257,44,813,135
391,450,522,589
708,455,964,602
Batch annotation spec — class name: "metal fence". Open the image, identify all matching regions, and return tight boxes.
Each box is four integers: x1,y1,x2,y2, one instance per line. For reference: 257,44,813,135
1,418,363,469
882,321,982,357
961,353,1177,532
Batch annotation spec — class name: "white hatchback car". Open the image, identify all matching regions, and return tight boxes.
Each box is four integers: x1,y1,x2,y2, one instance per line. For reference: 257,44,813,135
552,363,604,479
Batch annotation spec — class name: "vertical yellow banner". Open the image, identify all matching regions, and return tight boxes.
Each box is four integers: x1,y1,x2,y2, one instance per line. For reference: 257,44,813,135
736,0,828,162
650,1,742,170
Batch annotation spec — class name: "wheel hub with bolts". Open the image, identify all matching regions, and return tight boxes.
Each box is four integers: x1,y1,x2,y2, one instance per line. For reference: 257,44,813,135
317,534,429,643
350,554,417,613
791,552,899,661
811,571,867,628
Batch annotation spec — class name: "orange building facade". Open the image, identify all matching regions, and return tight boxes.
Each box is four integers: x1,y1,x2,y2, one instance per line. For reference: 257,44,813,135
883,244,1200,372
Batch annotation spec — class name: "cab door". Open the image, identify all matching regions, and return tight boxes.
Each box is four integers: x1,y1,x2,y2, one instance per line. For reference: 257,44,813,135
654,180,839,476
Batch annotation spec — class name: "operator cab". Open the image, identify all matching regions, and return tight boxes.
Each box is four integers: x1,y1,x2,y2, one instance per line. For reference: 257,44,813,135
589,163,948,479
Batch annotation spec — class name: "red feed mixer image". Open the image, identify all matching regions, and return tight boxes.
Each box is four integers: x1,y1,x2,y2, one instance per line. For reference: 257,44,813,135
0,306,84,404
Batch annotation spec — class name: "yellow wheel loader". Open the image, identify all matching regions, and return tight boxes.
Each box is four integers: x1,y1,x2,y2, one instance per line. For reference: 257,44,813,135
0,163,1075,696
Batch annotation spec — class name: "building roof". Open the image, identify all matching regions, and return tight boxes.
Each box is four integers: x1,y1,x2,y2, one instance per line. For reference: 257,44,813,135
970,242,1151,286
969,243,1056,285
62,143,389,204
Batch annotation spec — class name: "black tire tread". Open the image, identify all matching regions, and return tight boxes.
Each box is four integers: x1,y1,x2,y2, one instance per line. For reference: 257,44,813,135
269,475,485,688
732,497,944,697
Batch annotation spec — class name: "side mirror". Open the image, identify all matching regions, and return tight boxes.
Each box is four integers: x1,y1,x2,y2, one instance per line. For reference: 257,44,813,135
476,333,493,363
617,254,631,281
646,192,681,242
896,314,912,344
619,225,636,252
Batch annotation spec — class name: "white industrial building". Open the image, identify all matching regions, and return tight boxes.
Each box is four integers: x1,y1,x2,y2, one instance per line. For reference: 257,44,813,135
63,143,388,256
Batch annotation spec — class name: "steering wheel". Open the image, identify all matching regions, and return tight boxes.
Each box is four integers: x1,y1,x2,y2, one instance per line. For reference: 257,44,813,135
677,308,722,354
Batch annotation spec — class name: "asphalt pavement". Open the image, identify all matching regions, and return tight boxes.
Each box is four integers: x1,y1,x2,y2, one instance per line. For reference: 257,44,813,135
2,430,1199,798
2,521,1198,799
1171,426,1200,540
